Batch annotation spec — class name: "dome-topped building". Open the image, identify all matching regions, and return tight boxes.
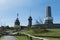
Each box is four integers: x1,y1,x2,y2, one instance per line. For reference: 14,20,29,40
14,13,21,30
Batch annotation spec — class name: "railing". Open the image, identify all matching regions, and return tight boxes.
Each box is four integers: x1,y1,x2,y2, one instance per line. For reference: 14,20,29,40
21,33,47,40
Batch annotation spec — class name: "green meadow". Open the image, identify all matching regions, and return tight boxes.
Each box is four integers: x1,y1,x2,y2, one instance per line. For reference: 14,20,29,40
22,29,60,36
16,29,60,40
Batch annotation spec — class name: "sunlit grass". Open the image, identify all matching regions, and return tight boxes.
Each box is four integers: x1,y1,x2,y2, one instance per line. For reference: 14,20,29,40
47,38,60,40
22,29,60,36
16,36,30,40
20,29,60,40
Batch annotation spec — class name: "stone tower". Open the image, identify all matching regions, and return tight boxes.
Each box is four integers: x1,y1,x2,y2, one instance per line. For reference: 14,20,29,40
28,16,32,28
28,9,32,28
45,6,53,24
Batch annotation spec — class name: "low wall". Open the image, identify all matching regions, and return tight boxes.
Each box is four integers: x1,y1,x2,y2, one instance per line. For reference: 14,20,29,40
32,24,60,29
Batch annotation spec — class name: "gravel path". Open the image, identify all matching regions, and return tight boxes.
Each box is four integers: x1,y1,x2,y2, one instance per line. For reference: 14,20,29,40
0,36,17,40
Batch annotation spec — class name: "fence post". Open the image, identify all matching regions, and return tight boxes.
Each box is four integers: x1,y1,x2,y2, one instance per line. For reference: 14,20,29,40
30,36,32,40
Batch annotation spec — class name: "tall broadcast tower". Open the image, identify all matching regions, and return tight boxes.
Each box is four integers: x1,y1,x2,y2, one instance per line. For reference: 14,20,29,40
45,6,53,24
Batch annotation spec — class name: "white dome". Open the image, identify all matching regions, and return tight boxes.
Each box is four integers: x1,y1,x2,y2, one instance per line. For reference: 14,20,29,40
44,17,53,20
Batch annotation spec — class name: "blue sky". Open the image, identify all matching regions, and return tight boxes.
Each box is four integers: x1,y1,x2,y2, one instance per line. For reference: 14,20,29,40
0,0,60,26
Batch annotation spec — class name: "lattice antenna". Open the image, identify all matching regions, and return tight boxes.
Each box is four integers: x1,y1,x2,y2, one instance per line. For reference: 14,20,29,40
17,13,19,18
30,8,31,16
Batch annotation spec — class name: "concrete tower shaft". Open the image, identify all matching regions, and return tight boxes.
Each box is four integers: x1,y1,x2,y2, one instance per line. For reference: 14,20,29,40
46,6,52,17
45,6,53,24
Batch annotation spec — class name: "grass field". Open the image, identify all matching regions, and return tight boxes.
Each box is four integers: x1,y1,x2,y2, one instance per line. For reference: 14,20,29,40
16,36,29,40
18,29,60,40
0,35,3,38
47,38,60,40
0,29,60,40
22,29,60,36
16,36,60,40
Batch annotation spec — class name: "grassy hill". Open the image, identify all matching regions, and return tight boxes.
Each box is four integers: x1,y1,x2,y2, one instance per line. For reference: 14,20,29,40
16,29,60,40
22,29,60,36
16,36,29,40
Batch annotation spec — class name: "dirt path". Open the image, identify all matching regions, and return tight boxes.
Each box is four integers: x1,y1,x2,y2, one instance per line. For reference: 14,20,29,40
0,36,17,40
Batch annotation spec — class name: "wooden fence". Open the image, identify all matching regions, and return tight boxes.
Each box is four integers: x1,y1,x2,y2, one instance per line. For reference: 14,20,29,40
21,33,47,40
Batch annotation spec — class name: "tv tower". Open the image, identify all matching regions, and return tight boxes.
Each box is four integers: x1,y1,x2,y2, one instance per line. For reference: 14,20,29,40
45,6,53,24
